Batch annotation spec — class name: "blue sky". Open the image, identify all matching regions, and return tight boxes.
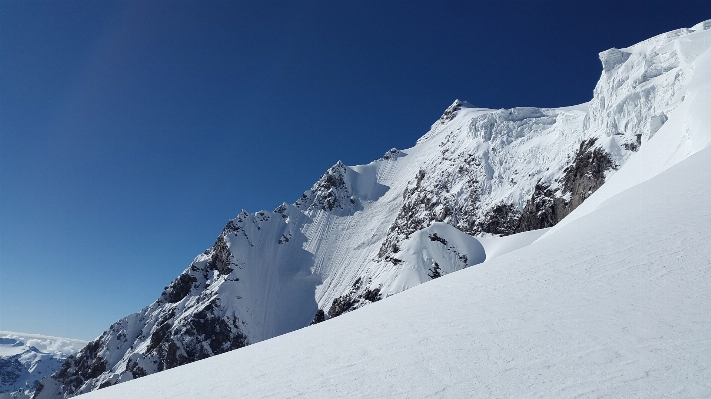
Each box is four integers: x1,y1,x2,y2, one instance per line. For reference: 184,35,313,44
1,0,709,340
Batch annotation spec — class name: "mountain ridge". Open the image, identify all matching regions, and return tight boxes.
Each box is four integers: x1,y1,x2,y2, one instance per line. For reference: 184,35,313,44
33,19,711,399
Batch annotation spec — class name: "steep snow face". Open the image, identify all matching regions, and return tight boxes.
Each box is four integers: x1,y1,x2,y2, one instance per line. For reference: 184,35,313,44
586,21,711,156
0,332,86,399
35,20,711,398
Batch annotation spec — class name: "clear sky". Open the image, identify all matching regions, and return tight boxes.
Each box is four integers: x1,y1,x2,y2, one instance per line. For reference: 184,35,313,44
1,0,709,341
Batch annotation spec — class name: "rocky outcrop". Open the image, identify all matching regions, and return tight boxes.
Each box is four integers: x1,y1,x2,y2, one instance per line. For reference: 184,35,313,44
324,278,381,319
516,138,616,232
378,135,617,249
477,203,521,236
0,358,24,391
438,100,464,123
39,340,106,399
381,148,403,160
295,161,355,213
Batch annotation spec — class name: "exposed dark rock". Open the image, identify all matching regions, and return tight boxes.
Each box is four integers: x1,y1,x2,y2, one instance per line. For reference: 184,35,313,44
388,256,403,265
145,322,171,357
273,203,289,217
378,137,616,272
125,360,147,380
278,233,291,244
33,382,44,398
0,357,23,386
163,273,197,303
427,262,443,279
381,148,403,160
378,156,484,260
49,339,108,397
295,161,353,212
378,169,437,258
309,309,326,325
438,100,465,124
221,220,241,236
327,278,382,319
428,233,448,245
516,138,616,233
207,235,234,275
144,300,248,373
623,134,642,152
559,138,617,207
515,183,567,232
360,287,381,303
478,203,521,236
327,295,357,319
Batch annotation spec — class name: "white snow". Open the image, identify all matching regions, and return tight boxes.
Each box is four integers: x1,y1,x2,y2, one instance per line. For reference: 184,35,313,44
384,222,485,292
477,227,549,260
544,25,711,238
79,142,711,398
0,332,86,399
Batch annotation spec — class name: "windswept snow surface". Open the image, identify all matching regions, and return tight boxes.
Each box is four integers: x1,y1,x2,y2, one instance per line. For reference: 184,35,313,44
477,227,548,260
81,143,711,398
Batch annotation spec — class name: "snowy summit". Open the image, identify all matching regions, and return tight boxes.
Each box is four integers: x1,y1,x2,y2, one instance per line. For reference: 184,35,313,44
28,19,711,399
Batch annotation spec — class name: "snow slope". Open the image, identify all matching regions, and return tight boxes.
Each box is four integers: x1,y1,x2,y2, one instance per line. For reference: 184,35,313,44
0,332,86,399
36,19,711,398
79,127,711,398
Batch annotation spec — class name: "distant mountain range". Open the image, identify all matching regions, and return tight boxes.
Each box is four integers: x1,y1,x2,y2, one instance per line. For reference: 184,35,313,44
0,332,85,399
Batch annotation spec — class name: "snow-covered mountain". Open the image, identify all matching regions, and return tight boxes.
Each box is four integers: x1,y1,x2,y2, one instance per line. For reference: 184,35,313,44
0,332,86,399
77,132,711,398
35,19,711,398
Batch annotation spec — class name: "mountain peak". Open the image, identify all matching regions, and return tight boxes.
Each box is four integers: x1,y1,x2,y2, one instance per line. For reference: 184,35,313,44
33,20,711,399
438,99,473,124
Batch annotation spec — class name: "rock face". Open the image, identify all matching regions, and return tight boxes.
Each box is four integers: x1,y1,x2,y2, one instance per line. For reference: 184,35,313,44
515,137,617,232
34,20,711,399
295,161,357,213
